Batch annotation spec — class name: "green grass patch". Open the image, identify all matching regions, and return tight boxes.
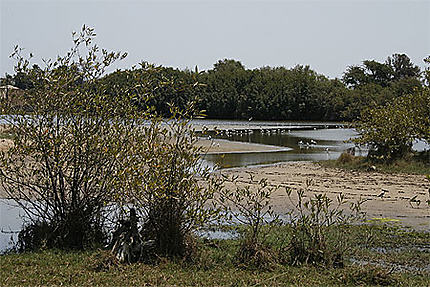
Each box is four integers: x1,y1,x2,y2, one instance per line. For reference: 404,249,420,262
1,225,429,286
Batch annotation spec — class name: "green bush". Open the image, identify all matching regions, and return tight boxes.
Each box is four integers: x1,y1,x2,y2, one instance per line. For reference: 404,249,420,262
0,26,130,250
355,89,430,162
113,106,223,260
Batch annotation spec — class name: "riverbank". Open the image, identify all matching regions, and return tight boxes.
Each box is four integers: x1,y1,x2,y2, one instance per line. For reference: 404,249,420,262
220,161,430,230
1,138,428,230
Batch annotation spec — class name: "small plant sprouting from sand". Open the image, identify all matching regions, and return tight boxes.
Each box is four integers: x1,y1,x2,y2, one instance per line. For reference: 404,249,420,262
217,173,280,269
283,180,366,267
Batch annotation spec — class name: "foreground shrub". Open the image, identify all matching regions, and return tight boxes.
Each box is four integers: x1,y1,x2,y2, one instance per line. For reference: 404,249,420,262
0,26,135,249
112,105,223,260
0,26,204,252
217,174,279,269
17,212,105,251
284,181,366,267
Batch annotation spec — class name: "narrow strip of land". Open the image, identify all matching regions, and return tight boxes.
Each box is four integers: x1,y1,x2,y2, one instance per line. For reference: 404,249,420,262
196,138,291,154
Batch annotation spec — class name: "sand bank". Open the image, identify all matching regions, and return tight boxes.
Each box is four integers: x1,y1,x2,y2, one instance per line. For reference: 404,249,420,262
196,138,291,154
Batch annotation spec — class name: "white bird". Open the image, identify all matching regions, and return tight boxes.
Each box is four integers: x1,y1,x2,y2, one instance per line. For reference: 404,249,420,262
298,141,305,149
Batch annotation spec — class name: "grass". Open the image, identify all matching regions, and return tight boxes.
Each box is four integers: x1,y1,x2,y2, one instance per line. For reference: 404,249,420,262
319,152,430,175
1,225,429,286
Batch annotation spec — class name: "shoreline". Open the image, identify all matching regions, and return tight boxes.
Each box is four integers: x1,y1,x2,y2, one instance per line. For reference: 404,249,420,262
1,134,428,231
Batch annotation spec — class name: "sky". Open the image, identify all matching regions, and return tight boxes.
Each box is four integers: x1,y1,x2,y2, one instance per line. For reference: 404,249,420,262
1,0,429,79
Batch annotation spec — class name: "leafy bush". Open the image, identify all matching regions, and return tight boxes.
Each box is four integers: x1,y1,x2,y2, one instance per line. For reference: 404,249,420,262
0,26,134,249
355,89,430,162
112,105,223,259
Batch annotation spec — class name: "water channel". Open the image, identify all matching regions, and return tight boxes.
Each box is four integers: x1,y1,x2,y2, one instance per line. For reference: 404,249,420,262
202,127,359,168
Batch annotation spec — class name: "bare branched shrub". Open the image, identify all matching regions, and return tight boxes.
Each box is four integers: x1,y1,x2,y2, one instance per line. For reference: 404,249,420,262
284,180,366,267
217,174,279,268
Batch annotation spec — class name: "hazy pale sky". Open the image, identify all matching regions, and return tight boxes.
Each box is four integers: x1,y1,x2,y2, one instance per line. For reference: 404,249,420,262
1,0,429,78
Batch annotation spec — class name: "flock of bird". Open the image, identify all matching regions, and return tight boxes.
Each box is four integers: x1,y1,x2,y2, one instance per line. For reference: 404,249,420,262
205,131,331,152
217,127,294,137
298,139,318,149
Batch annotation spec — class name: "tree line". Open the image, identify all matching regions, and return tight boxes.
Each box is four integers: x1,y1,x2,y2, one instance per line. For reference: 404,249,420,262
1,53,424,122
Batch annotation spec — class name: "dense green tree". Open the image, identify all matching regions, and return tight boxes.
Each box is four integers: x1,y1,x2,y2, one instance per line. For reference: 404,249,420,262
341,54,422,121
355,90,429,161
342,66,368,89
362,60,393,87
386,53,421,80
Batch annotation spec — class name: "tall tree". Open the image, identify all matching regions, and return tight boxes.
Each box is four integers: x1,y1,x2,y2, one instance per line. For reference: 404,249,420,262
386,53,421,80
362,60,393,87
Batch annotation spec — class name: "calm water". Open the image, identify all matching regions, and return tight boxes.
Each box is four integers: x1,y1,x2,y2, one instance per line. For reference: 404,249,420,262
0,200,24,253
198,120,428,168
203,126,360,168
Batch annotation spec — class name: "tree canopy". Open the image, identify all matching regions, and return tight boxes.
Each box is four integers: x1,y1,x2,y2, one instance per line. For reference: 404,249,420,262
2,53,424,122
